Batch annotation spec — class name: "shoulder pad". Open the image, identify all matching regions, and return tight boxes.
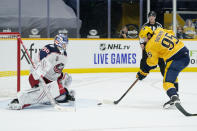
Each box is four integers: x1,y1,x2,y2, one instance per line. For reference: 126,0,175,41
39,44,61,60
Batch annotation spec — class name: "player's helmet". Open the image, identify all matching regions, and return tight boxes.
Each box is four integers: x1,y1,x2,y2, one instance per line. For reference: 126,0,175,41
54,34,68,51
148,11,156,17
139,26,153,39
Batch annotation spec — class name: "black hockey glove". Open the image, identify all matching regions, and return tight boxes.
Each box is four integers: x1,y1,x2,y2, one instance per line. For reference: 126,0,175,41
136,70,148,80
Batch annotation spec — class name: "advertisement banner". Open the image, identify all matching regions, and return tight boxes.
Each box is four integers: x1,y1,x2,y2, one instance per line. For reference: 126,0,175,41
66,39,141,68
0,39,197,75
183,40,197,67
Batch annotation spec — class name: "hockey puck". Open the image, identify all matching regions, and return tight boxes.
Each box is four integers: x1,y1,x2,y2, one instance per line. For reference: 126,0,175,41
97,102,103,105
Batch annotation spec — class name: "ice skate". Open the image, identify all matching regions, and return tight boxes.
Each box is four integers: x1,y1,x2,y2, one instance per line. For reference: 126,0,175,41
163,95,180,109
8,98,22,110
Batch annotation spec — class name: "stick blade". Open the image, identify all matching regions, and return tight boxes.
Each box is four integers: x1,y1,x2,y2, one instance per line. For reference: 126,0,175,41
97,99,115,105
175,103,197,117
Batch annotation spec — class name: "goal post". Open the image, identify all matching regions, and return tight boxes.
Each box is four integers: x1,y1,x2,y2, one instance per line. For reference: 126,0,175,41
0,32,22,96
0,32,55,98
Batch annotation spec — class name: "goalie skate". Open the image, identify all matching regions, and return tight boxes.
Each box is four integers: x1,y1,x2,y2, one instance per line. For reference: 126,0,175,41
8,98,22,110
54,89,76,106
163,95,180,109
57,90,76,111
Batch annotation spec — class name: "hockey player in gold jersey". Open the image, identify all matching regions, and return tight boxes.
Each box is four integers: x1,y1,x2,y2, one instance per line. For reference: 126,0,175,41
137,26,190,108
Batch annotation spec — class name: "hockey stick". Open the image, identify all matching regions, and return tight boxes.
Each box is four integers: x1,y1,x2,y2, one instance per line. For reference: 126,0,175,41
98,78,139,105
114,78,139,104
18,36,75,112
175,103,197,116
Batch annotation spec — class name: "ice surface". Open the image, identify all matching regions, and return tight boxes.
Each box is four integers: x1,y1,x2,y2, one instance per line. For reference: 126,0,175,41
0,72,197,131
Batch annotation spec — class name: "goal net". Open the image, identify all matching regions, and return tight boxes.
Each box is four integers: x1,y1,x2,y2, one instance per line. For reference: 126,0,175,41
0,32,26,98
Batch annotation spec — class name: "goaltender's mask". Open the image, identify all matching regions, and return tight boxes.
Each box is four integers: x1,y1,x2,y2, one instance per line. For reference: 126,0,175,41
54,34,69,52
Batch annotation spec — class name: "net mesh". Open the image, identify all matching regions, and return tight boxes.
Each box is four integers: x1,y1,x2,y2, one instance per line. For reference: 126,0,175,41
0,32,21,98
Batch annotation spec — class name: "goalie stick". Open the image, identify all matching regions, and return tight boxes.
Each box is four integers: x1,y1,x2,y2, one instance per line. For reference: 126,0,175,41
98,78,139,105
18,36,75,112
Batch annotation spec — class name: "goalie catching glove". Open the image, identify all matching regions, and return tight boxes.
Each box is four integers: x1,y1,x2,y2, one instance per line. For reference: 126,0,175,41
136,70,148,80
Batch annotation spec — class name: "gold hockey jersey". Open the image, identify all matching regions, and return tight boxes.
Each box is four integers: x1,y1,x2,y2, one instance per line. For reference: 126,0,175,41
145,28,185,66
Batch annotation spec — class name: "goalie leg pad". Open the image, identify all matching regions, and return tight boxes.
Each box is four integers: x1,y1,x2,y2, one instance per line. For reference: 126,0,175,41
17,81,61,106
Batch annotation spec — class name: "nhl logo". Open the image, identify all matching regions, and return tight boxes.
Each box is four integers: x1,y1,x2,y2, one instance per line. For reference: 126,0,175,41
99,43,107,51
